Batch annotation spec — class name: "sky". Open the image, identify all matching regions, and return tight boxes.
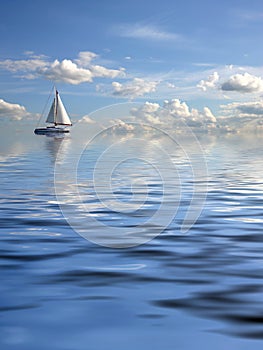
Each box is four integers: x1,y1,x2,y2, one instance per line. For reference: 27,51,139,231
0,0,263,133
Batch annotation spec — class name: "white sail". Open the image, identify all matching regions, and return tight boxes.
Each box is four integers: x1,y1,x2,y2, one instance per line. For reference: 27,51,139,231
46,98,56,123
56,93,72,125
45,90,72,126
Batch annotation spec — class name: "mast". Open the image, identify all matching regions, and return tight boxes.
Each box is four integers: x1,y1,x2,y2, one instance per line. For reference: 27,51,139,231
55,89,58,126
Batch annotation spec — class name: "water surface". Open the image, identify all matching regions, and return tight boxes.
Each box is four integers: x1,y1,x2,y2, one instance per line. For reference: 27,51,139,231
1,128,263,349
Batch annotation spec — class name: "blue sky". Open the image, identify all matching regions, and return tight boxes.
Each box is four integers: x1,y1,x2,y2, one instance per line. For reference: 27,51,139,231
0,0,263,131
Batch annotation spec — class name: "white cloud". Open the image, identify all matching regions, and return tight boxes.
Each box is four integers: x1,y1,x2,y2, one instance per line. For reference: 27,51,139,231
118,23,182,41
217,100,263,133
80,115,96,124
79,97,263,134
162,99,191,118
74,51,98,67
221,73,263,93
90,65,125,79
112,78,158,98
0,98,32,120
220,101,263,118
109,119,135,134
131,101,161,125
130,99,217,131
147,64,263,100
137,101,160,114
197,72,219,91
0,51,125,85
39,59,94,84
0,58,47,73
203,106,217,123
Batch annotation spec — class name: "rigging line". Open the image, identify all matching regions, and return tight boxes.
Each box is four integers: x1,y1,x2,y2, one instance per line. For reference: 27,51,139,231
35,84,55,128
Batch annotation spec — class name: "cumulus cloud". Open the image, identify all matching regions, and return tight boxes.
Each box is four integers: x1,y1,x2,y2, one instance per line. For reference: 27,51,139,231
197,72,219,91
117,23,182,41
221,73,263,93
90,97,263,134
112,78,158,98
74,51,98,67
86,97,263,134
220,101,263,118
203,106,217,123
130,99,217,131
109,119,135,134
131,101,161,125
217,100,263,133
162,99,191,118
0,98,32,120
39,59,94,84
0,51,125,85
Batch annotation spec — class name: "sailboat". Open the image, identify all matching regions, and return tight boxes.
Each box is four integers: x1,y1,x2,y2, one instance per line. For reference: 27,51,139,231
34,89,72,135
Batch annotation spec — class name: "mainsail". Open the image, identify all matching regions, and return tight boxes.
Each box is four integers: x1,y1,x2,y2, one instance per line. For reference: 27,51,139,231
45,90,72,126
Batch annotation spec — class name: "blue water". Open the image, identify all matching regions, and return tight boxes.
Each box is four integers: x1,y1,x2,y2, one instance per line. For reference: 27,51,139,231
1,128,263,349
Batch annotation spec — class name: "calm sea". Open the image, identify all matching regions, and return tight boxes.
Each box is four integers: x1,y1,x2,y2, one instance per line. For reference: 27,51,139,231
1,124,263,349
